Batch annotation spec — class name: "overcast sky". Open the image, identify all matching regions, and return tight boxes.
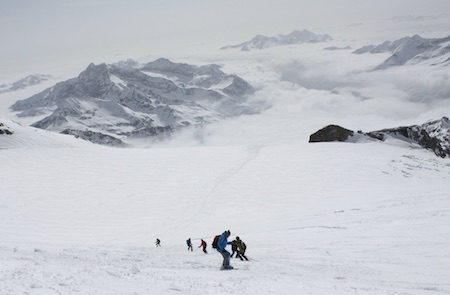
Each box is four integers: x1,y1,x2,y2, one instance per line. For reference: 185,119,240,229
1,0,449,80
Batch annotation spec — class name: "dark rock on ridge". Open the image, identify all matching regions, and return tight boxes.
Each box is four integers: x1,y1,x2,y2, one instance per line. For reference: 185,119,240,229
309,125,354,142
0,122,14,135
310,117,450,158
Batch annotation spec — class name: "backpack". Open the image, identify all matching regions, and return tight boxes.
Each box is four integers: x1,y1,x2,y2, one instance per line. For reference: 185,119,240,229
212,235,220,249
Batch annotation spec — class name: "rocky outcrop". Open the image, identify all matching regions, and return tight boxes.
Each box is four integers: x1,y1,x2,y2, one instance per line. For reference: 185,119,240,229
310,117,450,158
0,122,14,135
61,129,127,147
309,125,354,142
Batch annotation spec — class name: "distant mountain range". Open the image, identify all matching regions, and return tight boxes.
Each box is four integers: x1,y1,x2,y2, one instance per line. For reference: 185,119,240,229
310,117,450,158
353,34,450,69
9,58,257,146
0,74,51,94
221,29,333,51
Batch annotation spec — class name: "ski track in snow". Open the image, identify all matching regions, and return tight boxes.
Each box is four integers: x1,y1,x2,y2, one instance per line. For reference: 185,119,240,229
194,145,261,221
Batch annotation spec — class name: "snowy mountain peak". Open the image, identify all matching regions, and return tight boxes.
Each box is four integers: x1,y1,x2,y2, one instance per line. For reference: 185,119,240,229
9,59,258,146
112,58,140,69
221,29,333,51
353,34,450,69
285,29,332,43
76,63,113,97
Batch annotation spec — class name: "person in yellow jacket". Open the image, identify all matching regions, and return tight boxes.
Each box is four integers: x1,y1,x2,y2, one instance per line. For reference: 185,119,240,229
235,236,249,261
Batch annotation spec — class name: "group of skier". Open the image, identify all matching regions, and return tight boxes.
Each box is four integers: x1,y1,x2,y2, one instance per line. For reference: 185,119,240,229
230,236,249,261
186,237,209,254
155,230,248,270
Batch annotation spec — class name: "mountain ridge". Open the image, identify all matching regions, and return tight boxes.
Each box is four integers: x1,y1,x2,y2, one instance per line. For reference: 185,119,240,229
221,29,333,51
9,59,258,146
309,117,450,158
0,74,52,94
353,34,450,69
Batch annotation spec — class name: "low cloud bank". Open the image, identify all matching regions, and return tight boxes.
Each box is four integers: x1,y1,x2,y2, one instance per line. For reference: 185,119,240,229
147,43,449,148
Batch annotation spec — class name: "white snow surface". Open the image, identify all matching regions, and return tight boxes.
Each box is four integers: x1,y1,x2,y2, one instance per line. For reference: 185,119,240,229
1,117,450,294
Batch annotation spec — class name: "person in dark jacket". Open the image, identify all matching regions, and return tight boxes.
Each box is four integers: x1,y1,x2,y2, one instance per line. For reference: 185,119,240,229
230,239,238,258
199,239,208,254
217,230,233,270
235,236,249,261
155,238,161,247
187,238,193,251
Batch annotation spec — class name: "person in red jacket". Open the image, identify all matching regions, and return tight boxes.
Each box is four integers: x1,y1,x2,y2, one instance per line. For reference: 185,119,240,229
199,239,208,254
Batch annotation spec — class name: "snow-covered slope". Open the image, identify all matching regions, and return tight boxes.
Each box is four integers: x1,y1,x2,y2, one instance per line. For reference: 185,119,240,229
1,117,450,294
221,29,333,51
0,118,93,149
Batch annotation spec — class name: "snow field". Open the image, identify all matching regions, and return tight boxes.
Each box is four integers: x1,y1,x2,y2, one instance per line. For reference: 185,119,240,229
1,131,450,294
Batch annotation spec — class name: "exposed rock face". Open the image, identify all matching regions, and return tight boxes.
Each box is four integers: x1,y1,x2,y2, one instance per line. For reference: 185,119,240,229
221,29,333,51
10,59,258,146
0,122,14,135
367,117,450,158
309,125,354,142
309,117,450,158
60,129,127,147
353,34,450,69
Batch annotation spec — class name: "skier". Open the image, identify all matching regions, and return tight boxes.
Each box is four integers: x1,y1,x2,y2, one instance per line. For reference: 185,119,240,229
198,239,208,254
186,238,193,251
155,238,161,247
230,239,238,258
217,230,233,270
235,236,249,261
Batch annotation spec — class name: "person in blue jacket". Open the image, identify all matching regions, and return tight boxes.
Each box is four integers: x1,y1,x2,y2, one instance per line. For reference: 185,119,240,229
187,238,193,251
217,230,233,270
